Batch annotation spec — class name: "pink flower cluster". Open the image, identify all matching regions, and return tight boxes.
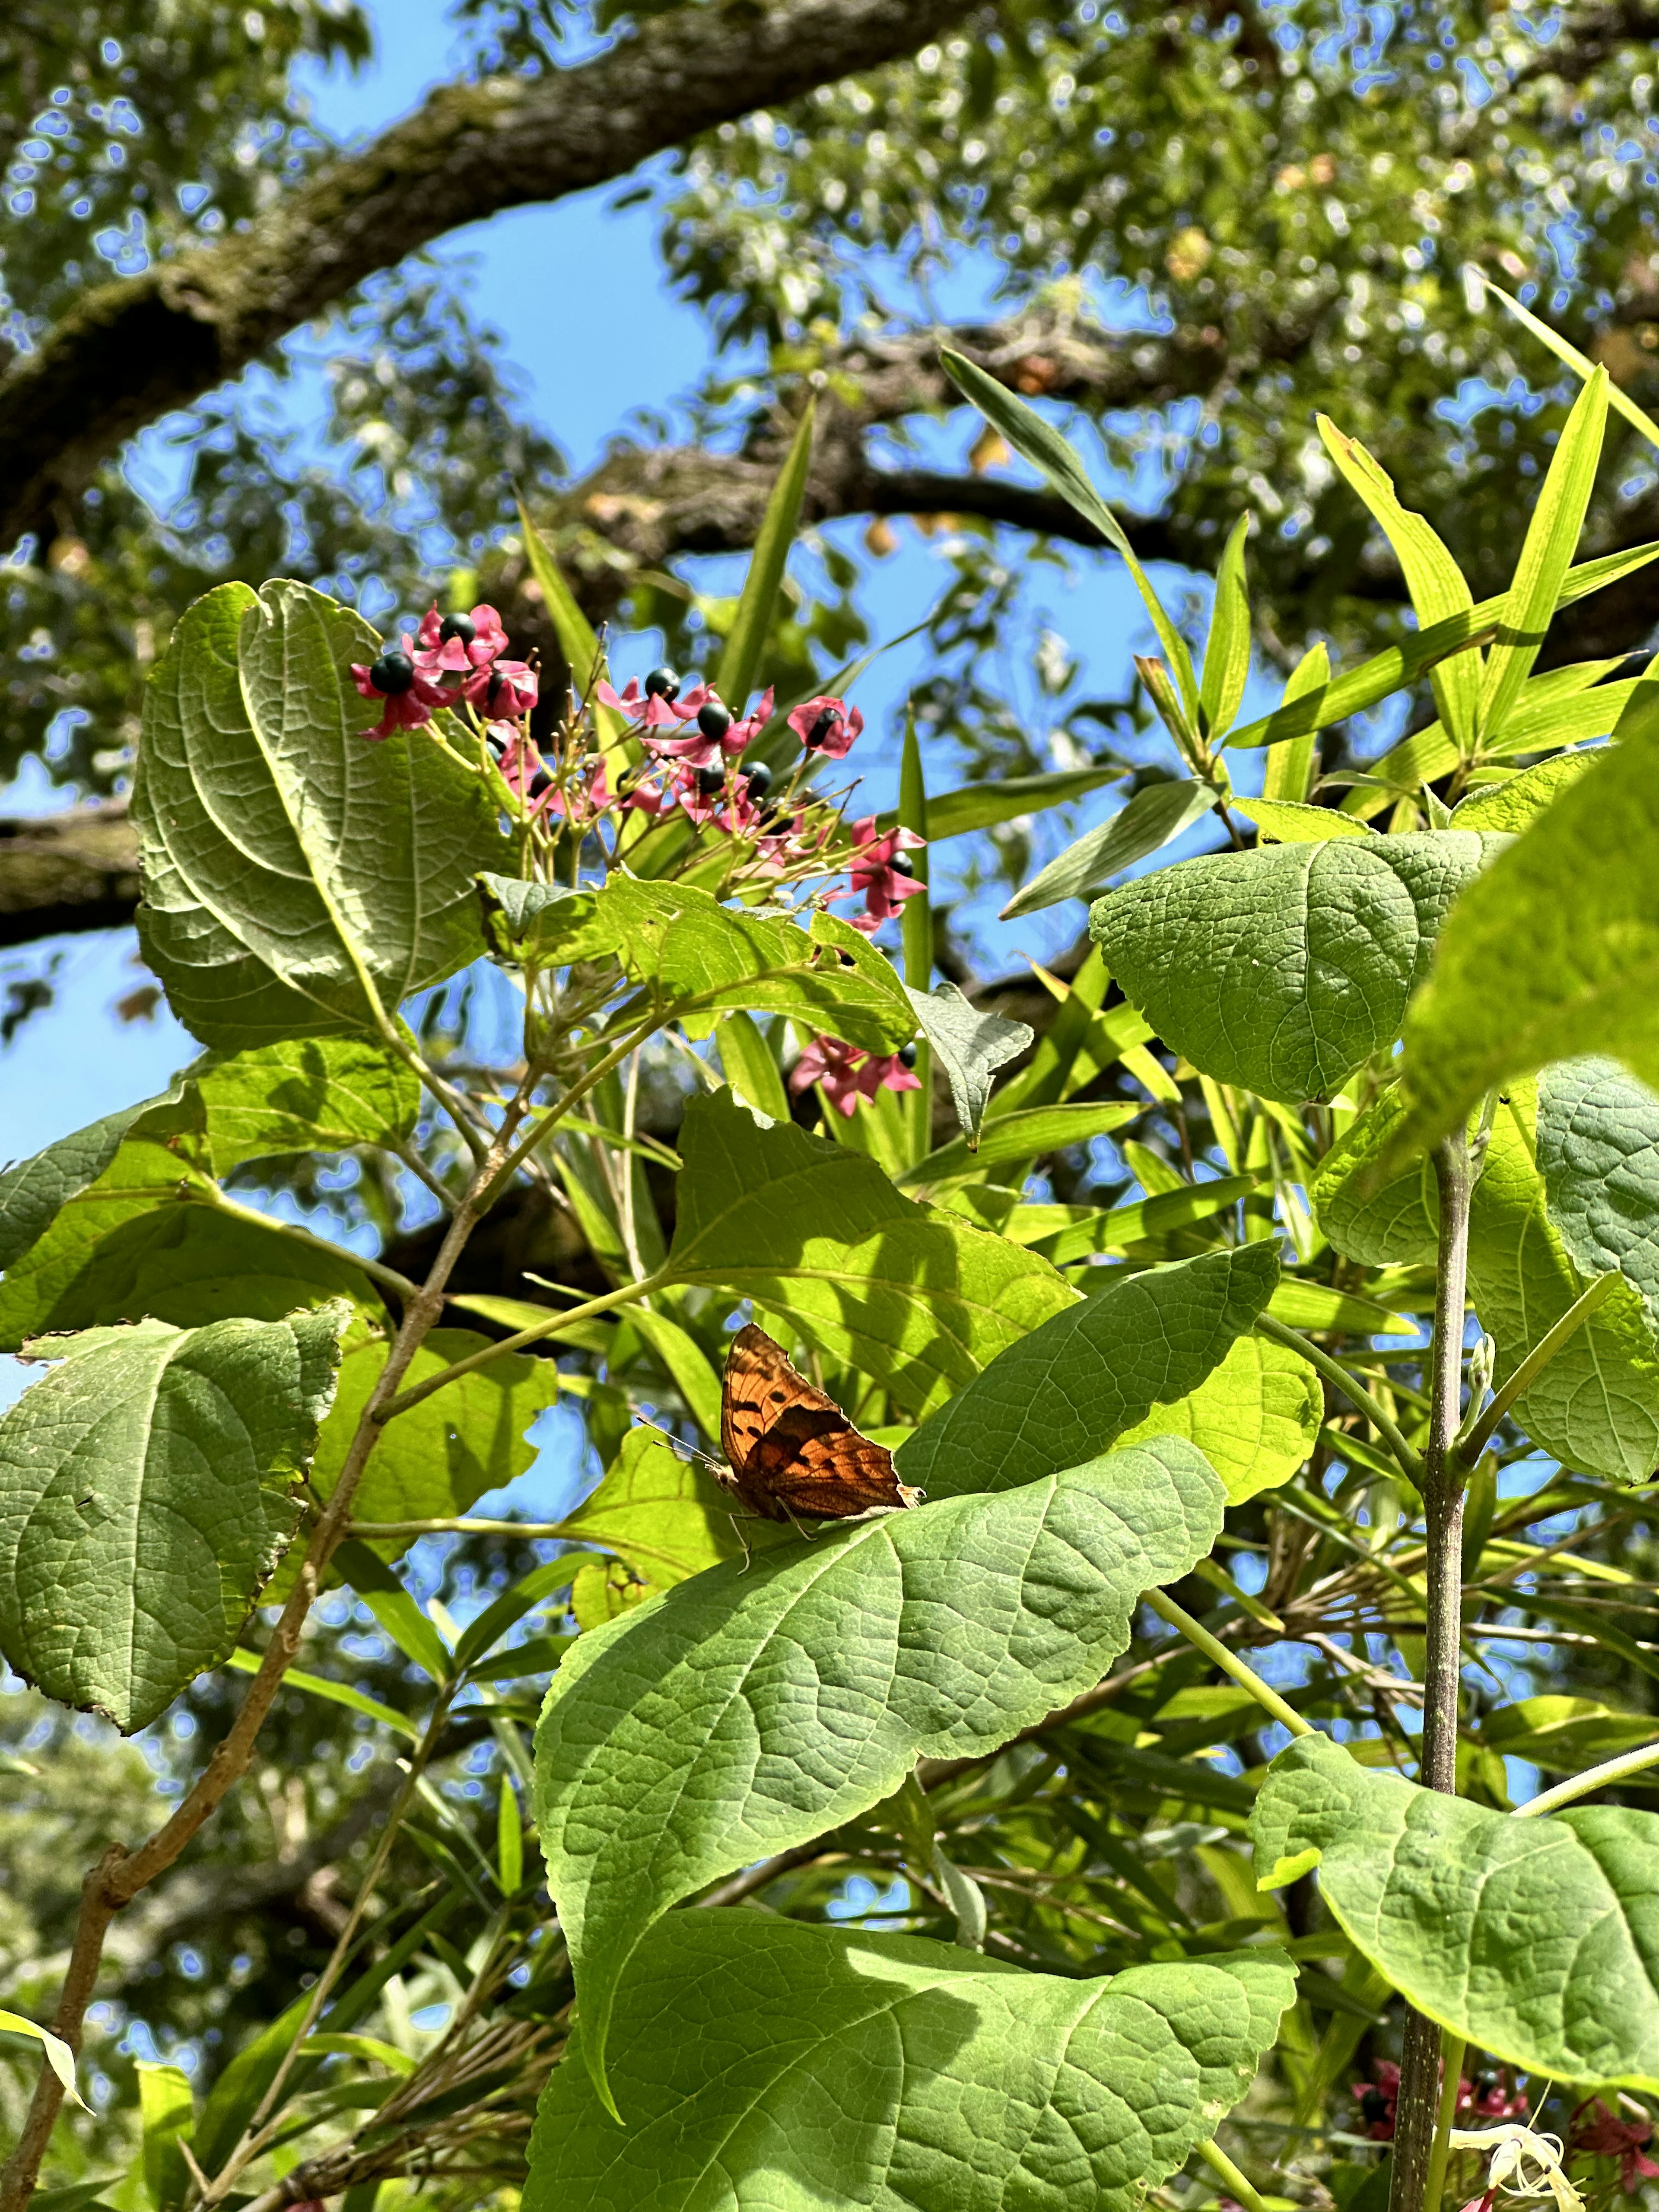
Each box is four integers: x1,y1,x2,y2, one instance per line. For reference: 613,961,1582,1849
790,1034,920,1118
596,679,773,770
352,604,537,741
1352,2063,1528,2147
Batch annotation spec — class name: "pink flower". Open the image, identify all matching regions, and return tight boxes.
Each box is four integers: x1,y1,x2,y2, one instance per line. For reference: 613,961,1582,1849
416,601,509,671
1461,2074,1527,2124
1570,2101,1659,2193
538,753,618,828
642,689,771,774
350,637,445,740
847,816,926,928
788,694,863,759
1353,2061,1400,2142
597,678,680,731
477,658,538,718
494,731,546,805
410,604,537,716
789,1034,921,1117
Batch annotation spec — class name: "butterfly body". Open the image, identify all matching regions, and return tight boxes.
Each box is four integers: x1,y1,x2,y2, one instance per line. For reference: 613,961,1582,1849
718,1324,924,1522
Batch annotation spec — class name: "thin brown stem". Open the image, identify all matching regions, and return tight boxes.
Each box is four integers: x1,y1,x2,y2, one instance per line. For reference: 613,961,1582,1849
1389,1129,1473,2212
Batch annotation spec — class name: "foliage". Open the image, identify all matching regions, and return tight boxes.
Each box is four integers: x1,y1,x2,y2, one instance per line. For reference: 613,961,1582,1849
10,300,1659,2212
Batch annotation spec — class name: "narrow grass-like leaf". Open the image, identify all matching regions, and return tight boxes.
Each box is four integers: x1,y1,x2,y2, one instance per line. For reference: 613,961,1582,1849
223,1646,420,1741
880,763,1118,842
1003,778,1218,919
1199,515,1253,740
535,1434,1226,2103
896,1099,1139,1189
714,401,815,712
526,1915,1294,2209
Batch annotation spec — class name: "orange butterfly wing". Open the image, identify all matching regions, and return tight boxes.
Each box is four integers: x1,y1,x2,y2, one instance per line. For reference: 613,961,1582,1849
719,1324,923,1521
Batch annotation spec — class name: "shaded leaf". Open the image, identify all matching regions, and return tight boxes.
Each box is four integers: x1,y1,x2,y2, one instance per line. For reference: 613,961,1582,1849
1003,779,1219,919
897,1100,1139,1191
0,1306,348,1730
562,1427,786,1584
1117,1331,1322,1504
195,1038,420,1170
0,1074,191,1274
906,979,1031,1145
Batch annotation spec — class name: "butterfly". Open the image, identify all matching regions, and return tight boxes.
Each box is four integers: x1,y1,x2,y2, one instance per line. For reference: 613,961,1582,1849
717,1323,925,1524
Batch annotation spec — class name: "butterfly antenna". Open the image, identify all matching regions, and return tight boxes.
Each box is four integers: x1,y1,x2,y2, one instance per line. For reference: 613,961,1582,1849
632,1414,727,1475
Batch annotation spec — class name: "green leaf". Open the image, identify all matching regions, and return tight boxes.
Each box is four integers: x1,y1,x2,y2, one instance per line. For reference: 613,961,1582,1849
1538,1056,1659,1328
1091,832,1503,1105
1002,779,1219,920
0,1133,376,1354
906,979,1031,1145
484,872,916,1054
1308,1087,1439,1269
1233,800,1376,845
1317,416,1479,751
560,1427,784,1583
194,1038,420,1170
0,1306,348,1731
1116,1332,1322,1504
137,2061,195,2212
1482,1695,1659,1774
1198,515,1253,741
0,1074,191,1273
1251,1729,1659,2089
666,1090,1075,1418
526,1915,1293,2204
714,1011,790,1124
1031,1172,1261,1264
1391,715,1659,1155
1476,366,1609,741
1449,749,1602,833
516,502,605,693
1260,643,1328,804
714,400,815,712
134,579,509,1047
942,348,1203,731
895,1243,1278,1500
1225,543,1659,750
298,1329,560,1568
331,1538,454,1681
223,1645,420,1741
896,1099,1139,1191
881,763,1119,843
534,1434,1226,2101
0,2013,86,2111
1266,1281,1416,1335
1468,1081,1659,1483
619,1306,724,1438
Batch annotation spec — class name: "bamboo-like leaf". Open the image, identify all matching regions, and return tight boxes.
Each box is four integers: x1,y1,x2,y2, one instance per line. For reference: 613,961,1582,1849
1198,515,1254,740
714,401,816,712
1002,779,1219,919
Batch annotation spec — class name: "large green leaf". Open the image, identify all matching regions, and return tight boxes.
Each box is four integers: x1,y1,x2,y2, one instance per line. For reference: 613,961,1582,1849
0,1306,348,1730
1252,1730,1659,2090
666,1089,1075,1417
1002,779,1219,920
478,872,915,1053
1116,1331,1322,1504
134,579,509,1047
1393,712,1659,1156
0,1134,375,1354
526,1916,1294,2206
1091,832,1503,1105
534,1434,1224,2102
895,1243,1278,1500
1538,1055,1659,1327
195,1039,421,1170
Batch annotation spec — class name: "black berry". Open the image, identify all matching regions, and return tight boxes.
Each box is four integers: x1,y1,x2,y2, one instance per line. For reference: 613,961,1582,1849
696,766,726,795
439,612,477,648
743,762,773,799
898,1042,918,1069
888,851,914,877
1359,2091,1390,2126
369,650,414,695
528,768,552,800
804,707,838,750
697,700,733,741
644,665,680,702
757,802,789,832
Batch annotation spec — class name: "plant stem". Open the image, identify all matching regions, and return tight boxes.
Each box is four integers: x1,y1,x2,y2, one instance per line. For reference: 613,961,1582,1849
1144,1590,1313,1738
1254,1314,1425,1484
202,1185,421,1301
1513,1735,1659,1816
1389,1130,1473,2212
1196,2137,1274,2212
1422,2034,1468,2212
